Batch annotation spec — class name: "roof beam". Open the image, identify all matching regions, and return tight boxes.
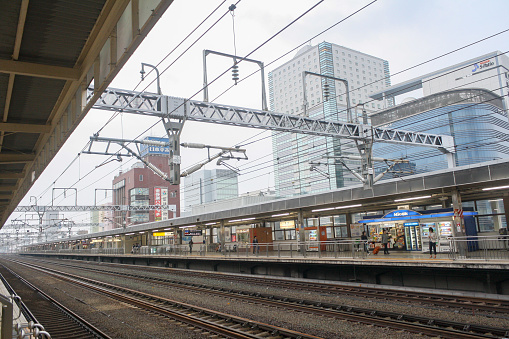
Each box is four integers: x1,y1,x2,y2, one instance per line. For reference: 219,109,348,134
0,122,51,134
0,186,17,192
0,173,24,179
0,59,80,81
0,154,35,163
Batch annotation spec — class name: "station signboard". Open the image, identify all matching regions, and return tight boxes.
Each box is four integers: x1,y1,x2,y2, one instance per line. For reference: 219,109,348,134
184,229,202,236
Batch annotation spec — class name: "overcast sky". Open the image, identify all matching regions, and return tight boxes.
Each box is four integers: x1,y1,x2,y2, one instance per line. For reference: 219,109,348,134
8,0,509,224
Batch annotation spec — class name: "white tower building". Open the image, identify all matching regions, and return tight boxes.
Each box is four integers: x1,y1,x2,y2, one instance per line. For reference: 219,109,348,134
268,42,392,197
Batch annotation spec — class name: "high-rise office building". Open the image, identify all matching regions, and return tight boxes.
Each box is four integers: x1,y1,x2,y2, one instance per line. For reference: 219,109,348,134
370,52,509,176
183,169,238,212
268,42,392,196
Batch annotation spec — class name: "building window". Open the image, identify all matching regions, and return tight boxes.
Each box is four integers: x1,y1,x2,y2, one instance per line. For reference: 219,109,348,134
473,199,506,232
139,175,143,181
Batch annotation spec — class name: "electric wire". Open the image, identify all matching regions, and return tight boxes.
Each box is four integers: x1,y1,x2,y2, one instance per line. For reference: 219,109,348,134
14,1,325,226
9,5,506,228
53,51,508,220
21,1,231,210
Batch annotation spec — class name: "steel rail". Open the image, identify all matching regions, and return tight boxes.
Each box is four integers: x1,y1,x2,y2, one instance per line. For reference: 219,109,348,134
6,259,321,339
0,263,112,339
13,257,508,339
31,257,509,315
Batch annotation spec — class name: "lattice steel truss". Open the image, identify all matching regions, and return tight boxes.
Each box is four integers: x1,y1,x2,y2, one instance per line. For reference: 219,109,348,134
90,87,455,152
88,87,456,188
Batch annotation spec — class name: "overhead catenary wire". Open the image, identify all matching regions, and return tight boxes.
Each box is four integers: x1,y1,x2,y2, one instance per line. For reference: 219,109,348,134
47,37,508,212
23,1,232,208
13,5,506,226
13,1,326,223
181,90,509,204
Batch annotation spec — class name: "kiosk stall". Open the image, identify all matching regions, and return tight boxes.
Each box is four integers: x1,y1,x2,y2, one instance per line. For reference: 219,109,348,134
357,208,478,252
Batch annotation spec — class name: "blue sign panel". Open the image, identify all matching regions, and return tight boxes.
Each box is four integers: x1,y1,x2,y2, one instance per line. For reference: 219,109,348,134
139,137,170,157
383,210,421,219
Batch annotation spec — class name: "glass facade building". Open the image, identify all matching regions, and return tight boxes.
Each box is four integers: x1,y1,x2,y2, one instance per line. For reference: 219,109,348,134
372,89,509,176
183,169,238,211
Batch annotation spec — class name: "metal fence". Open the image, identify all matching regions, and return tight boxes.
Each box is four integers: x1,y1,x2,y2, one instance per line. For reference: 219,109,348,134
29,240,369,259
24,236,509,261
447,235,509,260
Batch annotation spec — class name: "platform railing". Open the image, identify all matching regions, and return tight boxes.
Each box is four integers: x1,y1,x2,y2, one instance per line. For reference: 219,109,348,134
447,235,509,260
27,237,509,261
36,240,370,259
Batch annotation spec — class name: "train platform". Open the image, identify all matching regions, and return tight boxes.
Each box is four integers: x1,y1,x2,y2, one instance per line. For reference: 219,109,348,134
18,246,509,295
20,248,509,268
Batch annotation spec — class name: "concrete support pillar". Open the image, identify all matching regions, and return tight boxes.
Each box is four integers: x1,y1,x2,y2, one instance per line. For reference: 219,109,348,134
220,220,225,253
503,195,509,231
346,213,352,236
298,209,305,254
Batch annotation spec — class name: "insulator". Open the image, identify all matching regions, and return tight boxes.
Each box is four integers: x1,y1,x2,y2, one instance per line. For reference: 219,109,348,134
232,64,239,83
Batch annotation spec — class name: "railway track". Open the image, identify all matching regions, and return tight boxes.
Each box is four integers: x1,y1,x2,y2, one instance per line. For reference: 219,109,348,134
27,257,509,315
0,264,111,339
6,257,509,338
4,259,321,339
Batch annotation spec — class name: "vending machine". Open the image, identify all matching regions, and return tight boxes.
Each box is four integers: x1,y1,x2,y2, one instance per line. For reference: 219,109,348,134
420,223,435,253
306,229,319,251
404,222,422,250
421,222,451,252
437,221,452,252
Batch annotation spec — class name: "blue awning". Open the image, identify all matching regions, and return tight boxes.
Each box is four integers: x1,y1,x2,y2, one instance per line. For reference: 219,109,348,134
357,211,478,224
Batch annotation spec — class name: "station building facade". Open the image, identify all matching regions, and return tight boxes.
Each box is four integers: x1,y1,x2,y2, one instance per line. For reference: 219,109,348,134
111,137,180,228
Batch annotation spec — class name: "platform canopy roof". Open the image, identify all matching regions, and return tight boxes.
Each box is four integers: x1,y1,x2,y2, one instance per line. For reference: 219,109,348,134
0,0,174,227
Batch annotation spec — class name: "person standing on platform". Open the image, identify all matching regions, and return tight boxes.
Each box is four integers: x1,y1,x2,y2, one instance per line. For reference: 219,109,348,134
361,231,369,254
382,229,390,255
253,236,259,254
429,227,437,258
189,239,193,254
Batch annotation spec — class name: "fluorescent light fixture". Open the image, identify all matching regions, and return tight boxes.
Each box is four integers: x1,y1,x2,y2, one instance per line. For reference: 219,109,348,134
228,219,242,223
163,228,173,231
152,230,159,232
335,204,362,210
106,236,112,238
138,232,145,234
483,185,509,191
125,233,135,235
205,222,216,225
272,213,290,217
242,217,256,221
311,207,335,212
394,195,431,202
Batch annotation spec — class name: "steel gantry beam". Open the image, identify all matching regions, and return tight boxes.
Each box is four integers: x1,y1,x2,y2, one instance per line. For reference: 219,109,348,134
89,87,455,153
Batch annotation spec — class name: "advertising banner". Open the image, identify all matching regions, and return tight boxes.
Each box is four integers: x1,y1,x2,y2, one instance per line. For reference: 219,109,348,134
161,188,168,220
154,187,162,221
184,230,202,236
